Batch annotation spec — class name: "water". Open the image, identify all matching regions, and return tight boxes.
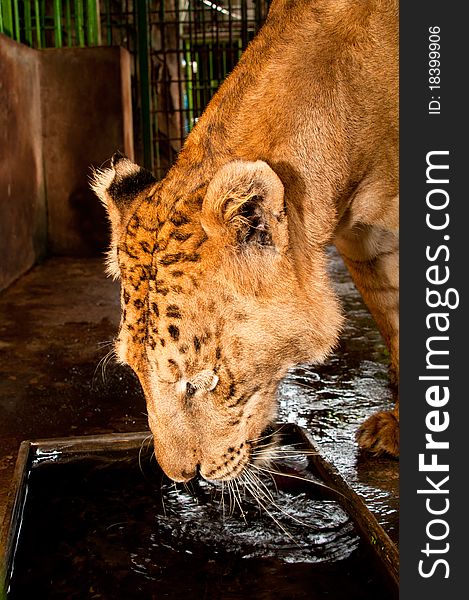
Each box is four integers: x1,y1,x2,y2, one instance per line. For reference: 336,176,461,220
4,248,398,598
6,449,395,600
277,247,399,543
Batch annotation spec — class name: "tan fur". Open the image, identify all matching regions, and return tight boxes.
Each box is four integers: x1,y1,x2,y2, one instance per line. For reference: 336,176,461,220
94,0,399,481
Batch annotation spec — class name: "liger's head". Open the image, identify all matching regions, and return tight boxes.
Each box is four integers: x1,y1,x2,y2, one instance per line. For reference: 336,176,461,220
92,153,341,482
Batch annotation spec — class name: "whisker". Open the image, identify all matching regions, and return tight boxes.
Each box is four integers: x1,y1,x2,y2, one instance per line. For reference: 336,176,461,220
244,460,280,495
232,478,247,523
242,467,275,504
92,346,117,387
247,427,282,446
240,476,300,546
97,339,115,348
98,157,112,170
252,446,318,457
252,440,317,453
251,463,345,500
284,379,318,391
138,433,154,475
103,349,117,377
252,453,318,468
159,471,171,519
227,480,235,517
243,468,314,533
183,481,194,497
251,440,319,480
220,480,226,521
250,440,279,453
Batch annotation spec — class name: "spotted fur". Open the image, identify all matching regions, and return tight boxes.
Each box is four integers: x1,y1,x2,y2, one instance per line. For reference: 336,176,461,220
92,0,399,482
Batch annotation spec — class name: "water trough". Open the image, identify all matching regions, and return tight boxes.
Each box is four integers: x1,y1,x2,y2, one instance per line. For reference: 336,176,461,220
1,424,398,599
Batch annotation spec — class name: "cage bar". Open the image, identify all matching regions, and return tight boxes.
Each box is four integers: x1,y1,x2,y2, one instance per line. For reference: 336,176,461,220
1,1,269,177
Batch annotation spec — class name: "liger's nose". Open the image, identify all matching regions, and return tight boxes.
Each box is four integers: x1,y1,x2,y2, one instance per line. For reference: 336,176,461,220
177,465,198,483
175,463,200,483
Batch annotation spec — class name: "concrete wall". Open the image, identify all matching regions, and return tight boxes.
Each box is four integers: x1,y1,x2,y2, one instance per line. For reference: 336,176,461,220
41,46,134,256
0,37,134,290
0,34,47,291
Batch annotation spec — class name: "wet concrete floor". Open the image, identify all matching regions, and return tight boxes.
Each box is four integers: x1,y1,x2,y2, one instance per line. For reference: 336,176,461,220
0,249,398,542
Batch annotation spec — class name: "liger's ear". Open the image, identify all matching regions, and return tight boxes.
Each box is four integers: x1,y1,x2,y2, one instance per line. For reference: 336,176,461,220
90,152,157,278
201,160,288,251
91,151,156,227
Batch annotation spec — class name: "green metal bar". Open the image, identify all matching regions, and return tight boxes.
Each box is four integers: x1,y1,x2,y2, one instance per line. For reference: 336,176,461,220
53,0,62,47
24,1,33,46
12,0,20,41
208,41,214,90
1,0,13,37
40,0,46,48
104,0,112,46
75,0,85,46
196,48,202,120
174,0,185,151
241,0,248,48
86,0,98,45
200,0,209,109
185,40,194,131
64,0,72,46
222,43,227,87
152,0,164,175
186,0,198,120
136,0,153,170
228,0,233,53
159,0,173,166
153,117,162,177
34,0,41,48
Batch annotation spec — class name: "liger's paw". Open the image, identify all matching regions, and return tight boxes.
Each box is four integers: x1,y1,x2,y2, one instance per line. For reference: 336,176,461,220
356,410,399,458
